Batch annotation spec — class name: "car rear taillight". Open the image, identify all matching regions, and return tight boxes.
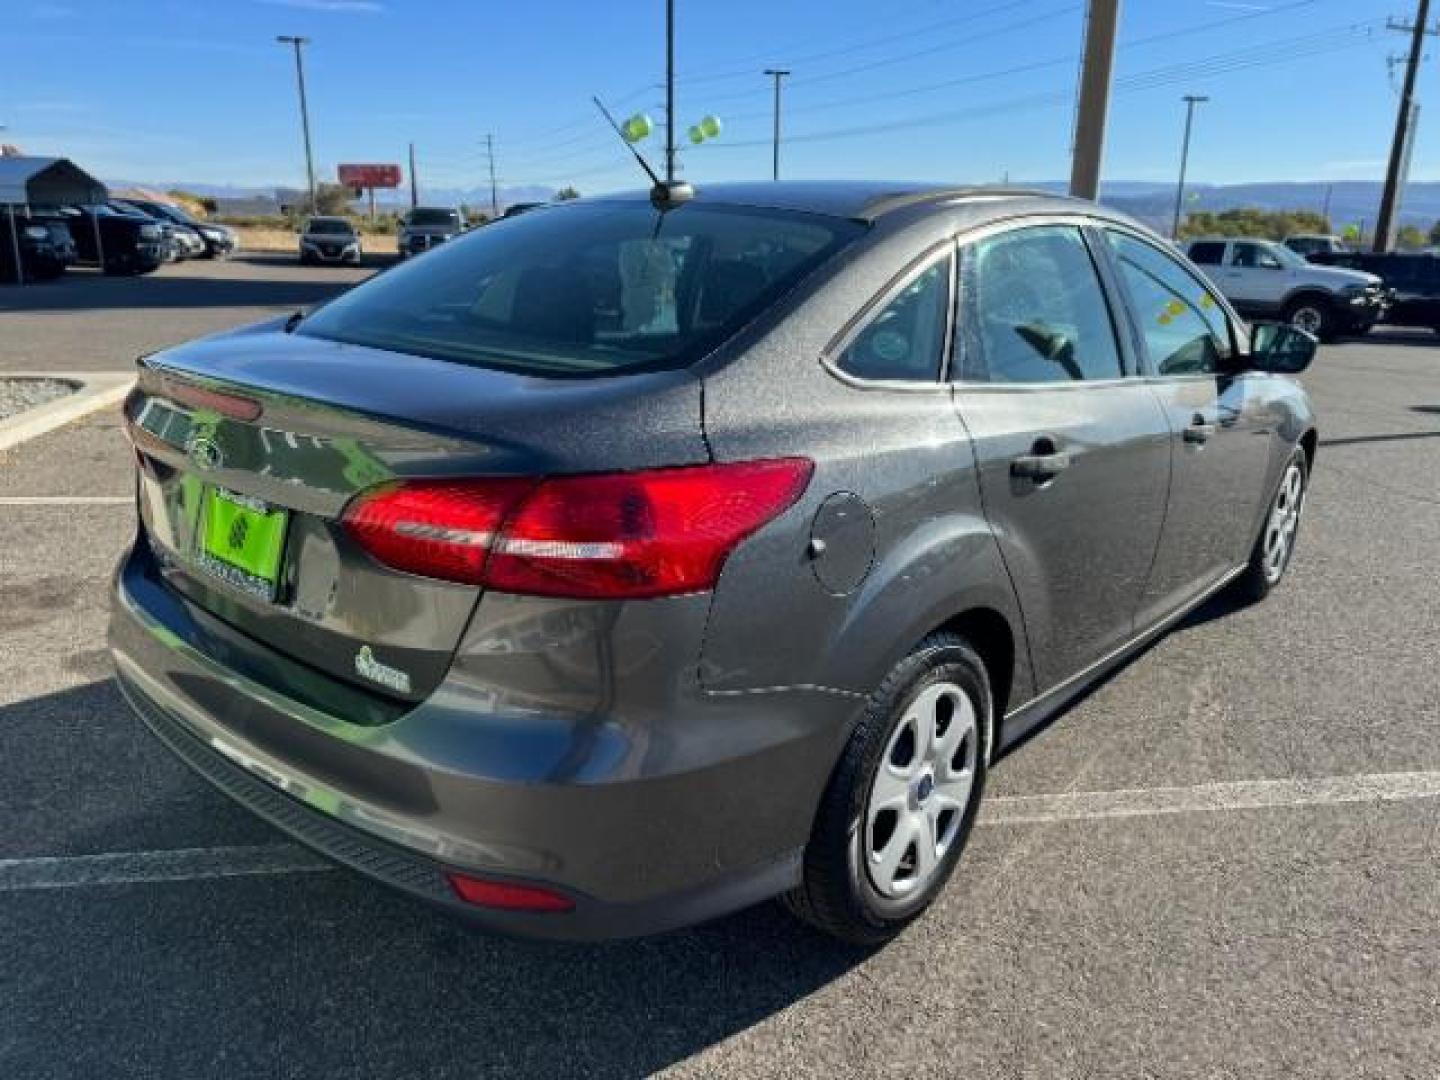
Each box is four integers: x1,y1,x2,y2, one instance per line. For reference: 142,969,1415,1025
342,458,812,599
342,477,536,586
446,872,575,913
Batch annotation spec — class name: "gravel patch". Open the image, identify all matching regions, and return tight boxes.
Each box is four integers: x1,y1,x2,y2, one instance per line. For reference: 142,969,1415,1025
0,377,79,422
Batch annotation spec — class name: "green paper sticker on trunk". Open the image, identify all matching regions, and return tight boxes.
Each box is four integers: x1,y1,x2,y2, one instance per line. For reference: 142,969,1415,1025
200,487,288,592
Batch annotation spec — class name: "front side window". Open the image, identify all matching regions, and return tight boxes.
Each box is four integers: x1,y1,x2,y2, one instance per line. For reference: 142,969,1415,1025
300,202,861,377
1106,231,1232,376
1231,242,1282,269
958,224,1124,384
833,254,951,382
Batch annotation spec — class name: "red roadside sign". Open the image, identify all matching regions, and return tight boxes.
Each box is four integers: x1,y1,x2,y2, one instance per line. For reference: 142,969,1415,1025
337,164,402,189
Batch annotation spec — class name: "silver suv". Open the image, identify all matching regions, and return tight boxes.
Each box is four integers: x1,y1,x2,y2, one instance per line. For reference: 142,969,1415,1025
1186,237,1385,340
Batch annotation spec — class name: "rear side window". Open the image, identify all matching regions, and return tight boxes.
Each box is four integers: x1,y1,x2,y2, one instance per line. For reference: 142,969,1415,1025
1187,241,1225,266
958,225,1124,384
834,254,951,382
299,202,861,377
1106,231,1231,376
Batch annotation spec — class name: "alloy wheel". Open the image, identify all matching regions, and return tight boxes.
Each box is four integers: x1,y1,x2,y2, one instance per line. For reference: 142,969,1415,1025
1289,305,1324,336
1262,461,1305,583
864,681,978,899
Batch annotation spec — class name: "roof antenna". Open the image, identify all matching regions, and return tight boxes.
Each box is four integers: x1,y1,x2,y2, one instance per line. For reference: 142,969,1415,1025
592,97,693,210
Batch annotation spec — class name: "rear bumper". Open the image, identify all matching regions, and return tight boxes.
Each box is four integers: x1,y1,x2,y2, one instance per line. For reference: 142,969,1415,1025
109,536,846,938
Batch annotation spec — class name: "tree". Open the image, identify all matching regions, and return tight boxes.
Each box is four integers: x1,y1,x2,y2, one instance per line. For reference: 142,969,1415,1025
312,182,356,215
1396,225,1427,250
554,186,581,201
1178,208,1330,241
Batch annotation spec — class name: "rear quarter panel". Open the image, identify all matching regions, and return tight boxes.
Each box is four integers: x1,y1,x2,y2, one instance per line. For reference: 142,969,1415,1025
698,211,1033,713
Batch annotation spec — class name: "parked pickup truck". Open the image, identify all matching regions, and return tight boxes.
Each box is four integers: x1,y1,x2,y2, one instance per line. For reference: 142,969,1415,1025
1312,251,1440,336
1185,237,1386,341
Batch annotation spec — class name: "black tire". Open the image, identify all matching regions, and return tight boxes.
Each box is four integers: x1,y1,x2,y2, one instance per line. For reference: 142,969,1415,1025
1283,295,1335,342
1235,445,1309,603
782,632,991,946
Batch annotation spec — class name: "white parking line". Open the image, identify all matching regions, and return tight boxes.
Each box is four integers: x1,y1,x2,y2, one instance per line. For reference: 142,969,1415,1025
0,844,331,891
0,373,134,453
0,496,132,506
981,770,1440,826
4,770,1439,893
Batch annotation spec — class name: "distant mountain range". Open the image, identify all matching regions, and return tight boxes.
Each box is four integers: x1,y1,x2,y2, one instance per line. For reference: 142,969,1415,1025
104,177,1440,230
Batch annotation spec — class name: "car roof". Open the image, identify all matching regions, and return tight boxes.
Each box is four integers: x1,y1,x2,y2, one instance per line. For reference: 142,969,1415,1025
588,181,1087,223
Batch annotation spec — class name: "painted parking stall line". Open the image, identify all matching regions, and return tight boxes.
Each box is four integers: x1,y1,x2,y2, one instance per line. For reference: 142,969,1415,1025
4,771,1440,893
981,770,1440,827
0,844,332,892
0,495,132,506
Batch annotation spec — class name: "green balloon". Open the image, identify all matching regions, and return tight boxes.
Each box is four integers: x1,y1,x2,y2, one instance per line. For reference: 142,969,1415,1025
698,114,722,139
688,125,706,145
622,114,653,143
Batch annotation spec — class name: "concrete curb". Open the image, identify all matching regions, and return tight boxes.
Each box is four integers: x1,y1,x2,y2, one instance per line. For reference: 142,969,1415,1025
0,372,134,454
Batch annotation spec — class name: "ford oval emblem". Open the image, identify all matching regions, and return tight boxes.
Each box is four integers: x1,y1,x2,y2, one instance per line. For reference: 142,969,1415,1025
187,435,224,471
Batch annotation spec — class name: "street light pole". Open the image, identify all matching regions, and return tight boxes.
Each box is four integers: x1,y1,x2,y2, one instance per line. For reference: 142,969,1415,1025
485,133,498,218
664,0,676,184
276,35,317,215
763,69,791,181
1171,94,1208,240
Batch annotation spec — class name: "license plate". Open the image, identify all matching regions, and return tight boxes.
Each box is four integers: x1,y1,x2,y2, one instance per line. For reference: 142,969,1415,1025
196,486,289,601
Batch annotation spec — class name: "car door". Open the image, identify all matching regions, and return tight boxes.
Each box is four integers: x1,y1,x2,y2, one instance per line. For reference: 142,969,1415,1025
1099,227,1276,625
1221,241,1288,314
951,222,1171,693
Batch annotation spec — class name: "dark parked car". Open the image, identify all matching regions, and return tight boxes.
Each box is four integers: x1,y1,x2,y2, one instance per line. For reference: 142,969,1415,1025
1312,251,1440,334
118,198,238,258
40,204,165,275
0,210,76,281
299,216,362,265
398,206,464,259
111,183,1318,944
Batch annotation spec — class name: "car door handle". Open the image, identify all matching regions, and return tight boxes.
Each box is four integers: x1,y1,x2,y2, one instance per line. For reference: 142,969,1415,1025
1011,449,1071,480
1184,416,1218,444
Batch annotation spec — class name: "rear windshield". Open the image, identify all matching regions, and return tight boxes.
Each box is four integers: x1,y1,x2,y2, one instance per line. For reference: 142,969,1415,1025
307,218,355,235
408,209,460,227
298,201,863,376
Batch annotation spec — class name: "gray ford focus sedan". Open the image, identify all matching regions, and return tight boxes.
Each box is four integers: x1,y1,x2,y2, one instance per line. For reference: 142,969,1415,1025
111,183,1317,943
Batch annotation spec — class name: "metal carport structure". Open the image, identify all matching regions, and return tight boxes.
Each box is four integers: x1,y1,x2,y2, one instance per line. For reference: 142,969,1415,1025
0,156,109,285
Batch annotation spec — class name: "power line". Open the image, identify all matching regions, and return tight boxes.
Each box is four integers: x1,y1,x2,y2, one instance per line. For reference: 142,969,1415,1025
684,22,1381,154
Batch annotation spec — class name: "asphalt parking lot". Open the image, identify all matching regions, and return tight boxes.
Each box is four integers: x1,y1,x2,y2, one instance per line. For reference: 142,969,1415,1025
2,257,1439,1078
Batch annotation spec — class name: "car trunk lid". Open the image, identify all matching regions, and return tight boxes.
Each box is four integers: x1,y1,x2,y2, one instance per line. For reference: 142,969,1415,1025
125,325,707,710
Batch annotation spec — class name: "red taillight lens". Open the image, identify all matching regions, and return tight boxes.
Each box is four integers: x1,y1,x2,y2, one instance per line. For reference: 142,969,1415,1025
487,458,813,599
446,872,575,913
342,477,535,585
342,458,812,598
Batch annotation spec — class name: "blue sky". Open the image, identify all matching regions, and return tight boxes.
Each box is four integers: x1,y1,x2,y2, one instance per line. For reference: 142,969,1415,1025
1,0,1424,197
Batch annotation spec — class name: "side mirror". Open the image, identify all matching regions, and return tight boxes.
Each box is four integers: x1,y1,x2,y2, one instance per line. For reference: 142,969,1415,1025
1248,322,1317,374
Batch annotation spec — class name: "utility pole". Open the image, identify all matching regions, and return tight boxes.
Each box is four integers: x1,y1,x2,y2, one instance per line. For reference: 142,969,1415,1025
485,133,499,217
275,36,317,215
1171,95,1208,239
408,141,418,208
1374,1,1435,252
1069,0,1121,200
664,0,677,184
764,69,791,181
